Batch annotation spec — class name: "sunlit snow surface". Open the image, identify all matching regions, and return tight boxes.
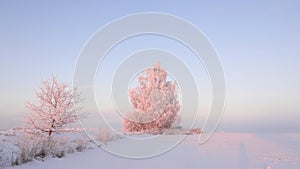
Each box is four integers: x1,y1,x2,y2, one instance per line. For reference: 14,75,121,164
4,132,300,169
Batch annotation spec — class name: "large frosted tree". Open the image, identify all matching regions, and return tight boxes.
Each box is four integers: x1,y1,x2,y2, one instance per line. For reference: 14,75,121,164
122,62,181,133
25,76,82,137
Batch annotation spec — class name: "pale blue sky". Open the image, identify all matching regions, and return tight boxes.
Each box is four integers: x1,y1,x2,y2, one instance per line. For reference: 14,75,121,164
0,1,299,131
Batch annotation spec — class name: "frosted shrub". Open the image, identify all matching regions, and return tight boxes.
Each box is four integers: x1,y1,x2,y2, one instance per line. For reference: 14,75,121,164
16,132,48,164
96,128,121,145
97,128,110,144
0,137,11,167
16,131,89,164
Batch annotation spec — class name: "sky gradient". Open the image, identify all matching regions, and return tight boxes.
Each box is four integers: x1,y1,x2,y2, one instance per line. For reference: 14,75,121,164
0,0,299,132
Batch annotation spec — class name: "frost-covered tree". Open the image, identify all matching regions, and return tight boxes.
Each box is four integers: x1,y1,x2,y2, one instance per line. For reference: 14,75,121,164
122,62,180,133
25,76,82,137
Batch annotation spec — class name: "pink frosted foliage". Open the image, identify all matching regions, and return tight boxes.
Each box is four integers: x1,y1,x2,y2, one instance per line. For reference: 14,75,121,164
25,76,82,137
122,62,181,133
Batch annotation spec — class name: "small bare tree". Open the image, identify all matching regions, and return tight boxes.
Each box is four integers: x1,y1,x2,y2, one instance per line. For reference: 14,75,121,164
25,75,83,137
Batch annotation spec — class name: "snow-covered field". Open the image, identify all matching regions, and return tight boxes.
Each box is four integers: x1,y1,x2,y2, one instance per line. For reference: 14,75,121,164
2,132,299,169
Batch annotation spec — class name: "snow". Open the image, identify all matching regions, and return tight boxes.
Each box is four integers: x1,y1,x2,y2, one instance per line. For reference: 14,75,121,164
3,132,300,169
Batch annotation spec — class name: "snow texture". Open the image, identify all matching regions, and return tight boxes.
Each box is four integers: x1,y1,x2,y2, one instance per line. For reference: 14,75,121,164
2,132,300,169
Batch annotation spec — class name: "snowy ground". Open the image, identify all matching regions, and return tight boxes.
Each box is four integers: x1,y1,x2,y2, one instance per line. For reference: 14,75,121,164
3,132,300,169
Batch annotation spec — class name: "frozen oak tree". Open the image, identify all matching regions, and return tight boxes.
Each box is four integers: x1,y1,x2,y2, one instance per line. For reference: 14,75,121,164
122,62,181,133
25,76,83,137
